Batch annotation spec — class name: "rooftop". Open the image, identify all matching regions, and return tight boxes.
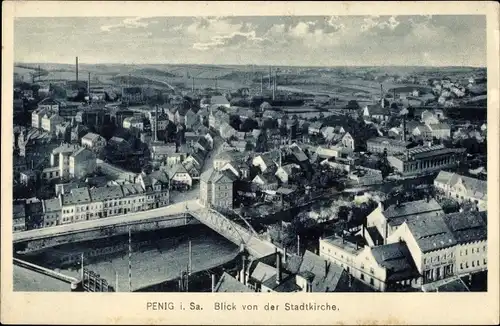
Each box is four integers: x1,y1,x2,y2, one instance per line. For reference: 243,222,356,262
384,198,444,227
405,214,457,253
442,211,487,244
214,272,253,293
370,242,420,281
62,187,91,206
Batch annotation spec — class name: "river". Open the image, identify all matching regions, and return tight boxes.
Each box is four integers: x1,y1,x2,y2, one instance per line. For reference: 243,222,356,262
14,225,238,292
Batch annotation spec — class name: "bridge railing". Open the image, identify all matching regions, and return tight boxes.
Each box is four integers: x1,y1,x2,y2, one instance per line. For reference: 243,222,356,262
13,258,77,284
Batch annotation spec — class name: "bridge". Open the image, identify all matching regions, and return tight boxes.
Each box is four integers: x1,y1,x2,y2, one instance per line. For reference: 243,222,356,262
14,200,277,258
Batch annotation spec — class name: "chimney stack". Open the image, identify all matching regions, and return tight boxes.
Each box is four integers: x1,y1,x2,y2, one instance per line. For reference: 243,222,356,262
76,57,79,85
155,105,159,142
268,67,272,89
276,251,282,285
380,84,384,108
211,274,216,292
88,72,91,101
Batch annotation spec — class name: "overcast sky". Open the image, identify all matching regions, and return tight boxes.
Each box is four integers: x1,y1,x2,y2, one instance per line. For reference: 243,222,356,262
14,15,486,67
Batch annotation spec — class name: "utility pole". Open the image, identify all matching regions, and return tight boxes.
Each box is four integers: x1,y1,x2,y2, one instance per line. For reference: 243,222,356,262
188,240,192,275
128,227,132,292
80,252,84,280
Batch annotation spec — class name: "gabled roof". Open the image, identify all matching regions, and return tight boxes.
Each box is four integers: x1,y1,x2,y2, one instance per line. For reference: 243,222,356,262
370,242,420,281
298,250,347,292
201,168,237,184
82,132,103,142
89,185,124,201
383,199,444,227
214,272,253,292
442,211,487,244
250,262,276,283
405,214,457,253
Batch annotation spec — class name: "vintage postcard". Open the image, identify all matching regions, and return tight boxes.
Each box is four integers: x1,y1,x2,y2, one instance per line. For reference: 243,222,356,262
1,1,499,325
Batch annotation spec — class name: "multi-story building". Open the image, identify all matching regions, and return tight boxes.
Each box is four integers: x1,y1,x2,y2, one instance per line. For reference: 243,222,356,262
387,145,466,176
387,214,457,284
40,112,65,133
60,187,92,224
123,117,145,131
200,168,236,209
443,211,487,276
320,236,421,291
42,198,62,227
366,137,411,155
135,171,170,210
434,171,487,211
13,202,26,232
37,97,61,113
89,185,124,218
81,132,107,153
365,199,444,244
166,164,193,189
69,148,97,179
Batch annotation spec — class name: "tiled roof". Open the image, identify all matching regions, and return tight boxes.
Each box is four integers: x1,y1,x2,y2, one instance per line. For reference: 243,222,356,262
62,187,91,205
200,168,237,184
43,198,61,212
371,242,420,281
89,185,124,201
250,262,277,283
405,214,456,253
298,250,347,292
214,272,253,293
435,172,486,200
384,199,444,227
442,211,487,244
81,132,102,142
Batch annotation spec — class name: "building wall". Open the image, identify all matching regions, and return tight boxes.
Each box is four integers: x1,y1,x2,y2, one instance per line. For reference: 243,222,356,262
434,180,487,212
456,240,487,275
172,173,192,187
211,182,233,208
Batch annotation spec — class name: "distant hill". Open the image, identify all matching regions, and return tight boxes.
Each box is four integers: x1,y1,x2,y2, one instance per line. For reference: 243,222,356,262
129,68,178,78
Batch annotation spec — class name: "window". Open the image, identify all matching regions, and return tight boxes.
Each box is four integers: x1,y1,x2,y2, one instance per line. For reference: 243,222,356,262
484,259,487,265
472,261,475,267
360,274,365,281
465,249,468,255
460,263,463,269
370,278,374,286
370,268,374,274
424,258,427,264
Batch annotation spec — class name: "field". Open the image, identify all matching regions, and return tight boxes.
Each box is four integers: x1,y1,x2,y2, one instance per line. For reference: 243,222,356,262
14,63,485,102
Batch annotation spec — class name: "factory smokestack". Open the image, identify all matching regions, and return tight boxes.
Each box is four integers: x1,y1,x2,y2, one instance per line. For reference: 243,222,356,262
88,72,91,100
268,67,272,89
76,57,79,85
155,105,159,142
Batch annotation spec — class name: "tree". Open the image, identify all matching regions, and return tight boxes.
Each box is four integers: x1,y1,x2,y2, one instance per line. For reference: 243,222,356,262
346,100,360,110
255,131,269,153
240,118,258,132
229,115,242,130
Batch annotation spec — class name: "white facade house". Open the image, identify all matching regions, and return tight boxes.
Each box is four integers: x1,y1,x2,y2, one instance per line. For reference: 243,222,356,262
81,132,107,152
434,171,487,211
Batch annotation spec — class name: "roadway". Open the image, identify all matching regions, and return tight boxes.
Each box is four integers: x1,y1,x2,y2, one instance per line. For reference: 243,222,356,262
13,200,202,243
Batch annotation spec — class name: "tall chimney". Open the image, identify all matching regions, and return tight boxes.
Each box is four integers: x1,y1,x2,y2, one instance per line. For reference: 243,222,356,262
276,252,282,285
380,84,384,108
192,77,195,93
88,72,91,100
268,67,272,89
260,74,263,94
155,105,159,142
76,57,79,85
211,274,216,292
274,69,278,94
